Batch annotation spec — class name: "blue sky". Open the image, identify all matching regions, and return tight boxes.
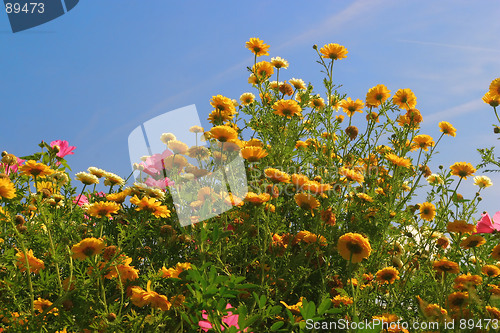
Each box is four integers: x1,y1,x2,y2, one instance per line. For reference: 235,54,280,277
1,0,499,214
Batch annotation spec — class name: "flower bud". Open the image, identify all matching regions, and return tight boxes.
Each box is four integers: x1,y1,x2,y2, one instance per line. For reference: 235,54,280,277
107,313,117,322
345,126,358,140
1,154,17,166
312,44,318,50
1,151,7,157
15,215,25,225
52,145,60,153
494,126,500,134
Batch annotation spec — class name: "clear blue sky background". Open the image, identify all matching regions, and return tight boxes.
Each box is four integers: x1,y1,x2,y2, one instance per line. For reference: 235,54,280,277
1,0,499,216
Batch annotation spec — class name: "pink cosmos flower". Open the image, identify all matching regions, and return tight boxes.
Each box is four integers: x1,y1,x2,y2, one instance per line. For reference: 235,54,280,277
145,177,174,189
73,194,89,207
198,303,249,332
475,211,500,234
50,140,76,158
140,149,173,177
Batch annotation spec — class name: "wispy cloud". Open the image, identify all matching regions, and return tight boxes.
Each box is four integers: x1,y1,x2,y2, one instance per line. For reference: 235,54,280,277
425,99,483,124
397,39,500,53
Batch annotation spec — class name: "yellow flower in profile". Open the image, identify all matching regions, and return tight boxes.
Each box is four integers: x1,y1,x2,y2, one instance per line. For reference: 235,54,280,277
397,108,423,128
386,153,412,168
365,84,391,107
271,56,289,69
289,78,306,90
34,298,58,316
252,61,274,79
486,306,500,320
376,267,400,284
88,166,107,178
75,172,99,185
280,297,304,315
337,233,371,263
490,78,500,95
482,265,500,277
106,188,131,203
246,37,270,57
332,295,353,307
294,192,320,216
130,281,171,311
103,172,125,186
392,88,417,110
446,220,476,234
167,140,189,154
492,244,500,260
130,195,171,218
339,167,364,184
16,249,45,273
412,134,435,151
339,97,364,117
319,43,348,60
272,99,302,118
86,201,121,218
244,192,271,205
162,155,188,170
482,91,500,107
210,125,238,142
447,292,468,310
450,162,476,179
460,235,486,249
433,259,460,274
189,125,204,133
265,168,290,183
71,237,105,260
160,262,192,279
439,121,456,137
210,94,236,114
0,177,16,199
241,146,268,162
473,175,493,188
419,202,436,221
20,160,53,177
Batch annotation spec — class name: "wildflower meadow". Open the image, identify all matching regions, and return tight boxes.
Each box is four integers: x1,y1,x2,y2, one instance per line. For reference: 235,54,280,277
2,38,500,332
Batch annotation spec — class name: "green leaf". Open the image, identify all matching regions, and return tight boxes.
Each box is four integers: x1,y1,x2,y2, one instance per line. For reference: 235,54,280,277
270,321,284,331
317,298,331,315
243,314,260,328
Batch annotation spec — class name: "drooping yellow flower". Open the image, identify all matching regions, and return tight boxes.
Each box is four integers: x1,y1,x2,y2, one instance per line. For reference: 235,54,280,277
210,125,238,142
376,267,400,284
16,249,45,273
337,233,371,263
482,91,500,107
289,78,306,90
34,298,58,316
392,88,417,110
433,259,460,274
386,153,412,168
244,192,271,205
450,162,476,179
271,56,289,69
490,78,500,96
75,172,99,185
473,175,493,188
339,167,365,184
446,220,476,234
280,297,304,315
447,292,468,310
339,97,364,117
20,160,53,177
294,192,320,216
460,235,486,249
241,146,268,162
167,140,189,155
365,84,391,107
319,43,348,60
245,37,270,57
0,177,16,199
482,265,500,277
160,262,192,279
272,99,302,118
71,237,105,260
265,168,290,183
439,121,457,137
412,134,435,151
419,202,436,221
